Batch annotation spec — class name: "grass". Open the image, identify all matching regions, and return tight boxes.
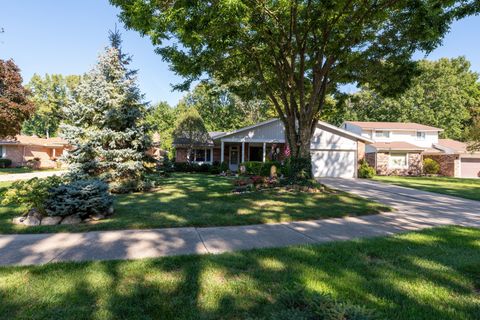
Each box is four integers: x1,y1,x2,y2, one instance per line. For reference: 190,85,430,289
0,226,479,319
0,167,63,175
374,176,480,201
0,173,389,234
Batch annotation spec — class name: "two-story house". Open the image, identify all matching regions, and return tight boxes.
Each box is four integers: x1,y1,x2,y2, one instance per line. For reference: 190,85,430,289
342,121,480,178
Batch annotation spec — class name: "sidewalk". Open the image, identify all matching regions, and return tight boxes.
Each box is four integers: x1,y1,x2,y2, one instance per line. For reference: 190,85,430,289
1,178,479,266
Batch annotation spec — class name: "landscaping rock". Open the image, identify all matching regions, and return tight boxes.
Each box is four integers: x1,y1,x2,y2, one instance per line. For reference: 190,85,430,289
60,215,82,225
41,216,63,226
23,215,41,226
90,213,105,221
12,216,25,225
21,208,43,226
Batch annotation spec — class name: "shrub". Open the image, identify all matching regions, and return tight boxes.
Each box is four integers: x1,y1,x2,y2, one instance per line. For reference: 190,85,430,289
423,158,440,175
45,179,113,218
1,176,64,214
358,160,375,179
0,158,12,168
109,178,154,194
282,157,312,183
242,161,263,175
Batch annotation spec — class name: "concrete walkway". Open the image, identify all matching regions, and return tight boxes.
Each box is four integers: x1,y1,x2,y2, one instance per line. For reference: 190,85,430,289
0,179,479,266
0,170,67,182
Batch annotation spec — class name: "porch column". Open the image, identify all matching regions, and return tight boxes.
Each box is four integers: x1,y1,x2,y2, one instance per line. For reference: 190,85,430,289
210,148,213,163
52,148,56,158
220,141,224,163
262,142,266,162
241,142,245,163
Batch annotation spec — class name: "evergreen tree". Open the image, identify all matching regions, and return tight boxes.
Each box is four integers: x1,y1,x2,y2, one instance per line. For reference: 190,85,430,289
61,30,151,193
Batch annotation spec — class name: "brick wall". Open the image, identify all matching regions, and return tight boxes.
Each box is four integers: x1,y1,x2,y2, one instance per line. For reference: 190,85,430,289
424,154,459,177
4,145,64,168
365,152,376,167
357,141,365,162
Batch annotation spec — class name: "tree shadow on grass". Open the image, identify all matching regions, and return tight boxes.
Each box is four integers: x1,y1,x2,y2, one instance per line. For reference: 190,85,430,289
1,227,479,320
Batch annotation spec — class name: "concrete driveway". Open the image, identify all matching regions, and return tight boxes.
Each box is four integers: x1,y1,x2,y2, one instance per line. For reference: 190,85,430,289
0,178,479,267
0,170,67,182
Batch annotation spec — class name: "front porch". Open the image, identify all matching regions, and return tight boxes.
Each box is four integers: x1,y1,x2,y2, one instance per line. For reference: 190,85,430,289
219,142,286,171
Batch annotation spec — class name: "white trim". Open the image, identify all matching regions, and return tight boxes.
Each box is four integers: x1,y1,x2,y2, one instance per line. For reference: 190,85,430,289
221,138,285,143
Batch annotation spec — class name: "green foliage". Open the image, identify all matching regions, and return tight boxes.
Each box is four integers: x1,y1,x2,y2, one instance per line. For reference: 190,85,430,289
61,30,151,193
112,0,479,158
145,101,176,152
467,118,480,151
1,176,64,214
44,179,113,218
358,160,376,179
180,80,273,132
172,108,210,162
344,58,480,140
0,158,12,168
423,158,440,175
22,73,80,138
173,162,211,173
282,157,312,183
241,161,282,177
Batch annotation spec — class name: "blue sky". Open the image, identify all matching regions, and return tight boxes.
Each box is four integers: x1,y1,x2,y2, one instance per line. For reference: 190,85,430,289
1,0,479,105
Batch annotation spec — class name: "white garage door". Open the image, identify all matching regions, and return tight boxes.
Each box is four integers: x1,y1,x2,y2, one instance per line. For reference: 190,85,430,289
461,158,480,178
311,150,356,178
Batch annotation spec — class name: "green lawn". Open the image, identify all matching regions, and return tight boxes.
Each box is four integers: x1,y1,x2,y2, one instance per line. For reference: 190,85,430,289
0,226,479,319
0,173,389,234
374,176,480,201
0,167,63,175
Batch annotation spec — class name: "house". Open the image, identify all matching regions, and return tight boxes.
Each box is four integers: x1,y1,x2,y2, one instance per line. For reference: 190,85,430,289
342,121,480,178
173,119,372,178
0,135,69,168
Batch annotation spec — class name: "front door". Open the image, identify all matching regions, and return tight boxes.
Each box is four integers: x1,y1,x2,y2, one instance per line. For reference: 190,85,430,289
229,146,240,171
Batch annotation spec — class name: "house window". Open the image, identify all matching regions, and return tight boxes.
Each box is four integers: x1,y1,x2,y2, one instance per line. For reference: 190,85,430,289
375,131,390,138
416,131,426,140
190,148,212,163
389,153,408,169
0,146,3,158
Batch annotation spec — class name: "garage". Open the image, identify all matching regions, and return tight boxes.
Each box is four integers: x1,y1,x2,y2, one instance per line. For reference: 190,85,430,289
460,157,480,178
311,150,356,178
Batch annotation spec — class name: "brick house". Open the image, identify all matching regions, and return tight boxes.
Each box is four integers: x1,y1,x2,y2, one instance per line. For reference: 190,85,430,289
343,121,480,178
173,119,371,178
0,135,69,168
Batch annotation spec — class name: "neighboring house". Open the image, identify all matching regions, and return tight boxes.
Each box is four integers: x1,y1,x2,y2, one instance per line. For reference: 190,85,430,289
173,119,371,178
343,121,480,178
0,135,69,168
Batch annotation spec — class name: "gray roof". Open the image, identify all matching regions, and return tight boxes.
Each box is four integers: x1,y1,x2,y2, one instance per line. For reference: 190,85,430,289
172,131,226,147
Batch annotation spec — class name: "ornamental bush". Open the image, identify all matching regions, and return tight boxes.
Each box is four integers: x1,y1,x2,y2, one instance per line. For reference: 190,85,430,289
282,157,312,183
44,179,113,218
1,176,64,214
423,158,440,175
0,158,12,168
358,160,376,179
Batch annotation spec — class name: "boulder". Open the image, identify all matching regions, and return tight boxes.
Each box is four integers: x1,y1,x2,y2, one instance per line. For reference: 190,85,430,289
41,216,63,226
23,215,41,226
60,215,82,225
12,216,25,225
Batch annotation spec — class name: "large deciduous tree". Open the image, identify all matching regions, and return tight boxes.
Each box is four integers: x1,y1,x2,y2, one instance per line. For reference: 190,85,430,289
0,59,35,138
22,73,80,138
111,0,479,159
173,108,209,163
61,30,151,193
181,80,273,132
340,57,480,140
145,101,177,152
